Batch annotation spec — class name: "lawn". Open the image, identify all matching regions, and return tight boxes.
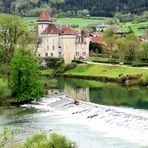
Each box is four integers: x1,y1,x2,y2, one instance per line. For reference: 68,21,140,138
120,21,148,35
23,17,147,34
65,64,148,78
56,17,107,28
24,17,107,29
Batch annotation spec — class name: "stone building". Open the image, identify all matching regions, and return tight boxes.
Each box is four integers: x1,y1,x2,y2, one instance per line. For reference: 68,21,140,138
36,10,90,63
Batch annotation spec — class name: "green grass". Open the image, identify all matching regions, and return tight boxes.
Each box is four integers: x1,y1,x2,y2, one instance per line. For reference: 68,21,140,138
24,17,107,29
40,69,54,75
65,64,148,78
56,17,106,28
120,21,148,35
23,16,147,35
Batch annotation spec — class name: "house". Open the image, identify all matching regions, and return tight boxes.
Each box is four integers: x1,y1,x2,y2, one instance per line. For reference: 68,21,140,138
36,10,90,63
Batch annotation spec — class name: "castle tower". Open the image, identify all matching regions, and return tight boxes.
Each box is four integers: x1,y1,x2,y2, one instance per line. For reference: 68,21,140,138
37,10,53,38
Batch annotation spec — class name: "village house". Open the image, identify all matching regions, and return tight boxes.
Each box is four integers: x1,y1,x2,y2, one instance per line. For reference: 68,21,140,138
36,10,90,63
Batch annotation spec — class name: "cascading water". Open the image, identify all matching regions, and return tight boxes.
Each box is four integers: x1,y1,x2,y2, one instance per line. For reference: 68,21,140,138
21,95,148,148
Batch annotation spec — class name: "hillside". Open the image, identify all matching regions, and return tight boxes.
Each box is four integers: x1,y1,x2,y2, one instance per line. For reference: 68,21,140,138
0,0,148,17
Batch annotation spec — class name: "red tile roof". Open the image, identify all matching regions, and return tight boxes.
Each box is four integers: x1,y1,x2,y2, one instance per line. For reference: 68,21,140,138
43,24,60,34
38,10,53,22
91,37,105,44
62,26,76,35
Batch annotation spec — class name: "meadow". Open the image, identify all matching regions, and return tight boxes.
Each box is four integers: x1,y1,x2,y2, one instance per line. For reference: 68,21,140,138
24,16,147,35
65,64,148,78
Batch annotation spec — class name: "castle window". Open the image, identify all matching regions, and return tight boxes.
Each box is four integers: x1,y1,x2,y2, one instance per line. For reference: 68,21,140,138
52,45,55,50
76,52,79,56
51,53,53,57
47,45,49,50
82,52,86,56
38,54,40,57
45,53,48,57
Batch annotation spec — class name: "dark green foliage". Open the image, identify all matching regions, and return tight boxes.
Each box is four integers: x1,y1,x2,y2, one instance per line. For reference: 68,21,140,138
46,58,64,69
20,133,77,148
64,63,77,71
9,50,43,102
0,0,147,17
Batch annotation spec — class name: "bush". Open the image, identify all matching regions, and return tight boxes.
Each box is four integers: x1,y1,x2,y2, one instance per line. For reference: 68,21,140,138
46,58,64,69
132,62,148,67
64,63,77,71
20,133,77,148
72,60,85,64
139,74,148,86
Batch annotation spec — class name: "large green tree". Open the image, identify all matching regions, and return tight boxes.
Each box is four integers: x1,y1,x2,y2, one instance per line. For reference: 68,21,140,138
0,13,30,63
9,49,43,102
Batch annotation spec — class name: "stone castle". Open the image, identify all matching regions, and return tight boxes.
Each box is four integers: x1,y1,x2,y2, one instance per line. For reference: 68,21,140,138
36,10,90,63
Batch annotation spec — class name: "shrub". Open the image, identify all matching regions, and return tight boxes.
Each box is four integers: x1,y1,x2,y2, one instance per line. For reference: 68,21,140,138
72,60,85,64
132,62,148,67
46,58,64,69
64,63,77,71
139,74,148,86
20,133,77,148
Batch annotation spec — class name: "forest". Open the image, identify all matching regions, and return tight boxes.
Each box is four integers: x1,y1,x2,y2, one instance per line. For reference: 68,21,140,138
0,0,148,17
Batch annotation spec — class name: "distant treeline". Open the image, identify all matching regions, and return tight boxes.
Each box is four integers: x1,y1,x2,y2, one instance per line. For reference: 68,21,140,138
0,0,148,17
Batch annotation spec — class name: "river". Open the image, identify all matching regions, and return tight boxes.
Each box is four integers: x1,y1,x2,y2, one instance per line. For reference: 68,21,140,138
0,77,148,148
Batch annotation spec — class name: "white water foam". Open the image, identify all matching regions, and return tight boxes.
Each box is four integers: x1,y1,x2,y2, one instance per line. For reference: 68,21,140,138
22,95,148,147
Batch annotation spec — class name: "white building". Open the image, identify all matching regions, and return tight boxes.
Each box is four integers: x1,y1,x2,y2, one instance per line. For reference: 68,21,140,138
36,10,90,63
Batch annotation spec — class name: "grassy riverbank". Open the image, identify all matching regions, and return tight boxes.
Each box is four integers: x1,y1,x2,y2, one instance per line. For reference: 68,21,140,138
65,64,148,78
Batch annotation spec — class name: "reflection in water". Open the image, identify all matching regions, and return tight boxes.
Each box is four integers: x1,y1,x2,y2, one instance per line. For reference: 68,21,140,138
47,78,148,109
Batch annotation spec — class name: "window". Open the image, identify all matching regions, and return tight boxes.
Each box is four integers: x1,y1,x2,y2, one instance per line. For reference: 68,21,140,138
76,52,79,56
52,45,55,50
82,52,86,56
59,52,62,57
51,53,53,57
47,39,48,43
45,53,48,57
38,54,40,57
47,45,49,50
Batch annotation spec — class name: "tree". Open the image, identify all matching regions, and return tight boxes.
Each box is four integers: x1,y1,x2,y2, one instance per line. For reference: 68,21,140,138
9,49,43,103
116,38,128,62
20,133,77,148
103,29,116,60
0,13,30,63
126,33,140,61
140,42,148,62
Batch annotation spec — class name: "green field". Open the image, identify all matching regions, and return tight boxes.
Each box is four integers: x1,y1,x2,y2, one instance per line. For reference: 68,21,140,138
24,17,107,29
56,17,106,28
120,21,148,35
65,64,148,78
24,17,147,35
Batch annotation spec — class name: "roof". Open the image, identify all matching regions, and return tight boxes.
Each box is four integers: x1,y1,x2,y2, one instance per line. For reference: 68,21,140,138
91,37,105,44
62,26,76,35
43,24,60,34
38,10,53,22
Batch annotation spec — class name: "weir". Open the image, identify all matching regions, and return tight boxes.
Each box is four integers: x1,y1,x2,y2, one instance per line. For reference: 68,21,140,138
22,95,148,147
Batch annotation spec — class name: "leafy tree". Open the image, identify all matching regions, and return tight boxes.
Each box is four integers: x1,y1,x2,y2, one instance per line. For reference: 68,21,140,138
0,13,30,63
126,33,140,61
20,133,77,148
140,42,148,62
116,38,128,62
103,29,116,60
9,49,43,102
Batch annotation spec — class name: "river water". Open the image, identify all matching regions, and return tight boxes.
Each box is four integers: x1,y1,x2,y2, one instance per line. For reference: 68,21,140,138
0,78,148,148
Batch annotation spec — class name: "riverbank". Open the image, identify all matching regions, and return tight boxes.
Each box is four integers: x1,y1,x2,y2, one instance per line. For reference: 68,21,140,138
42,64,148,86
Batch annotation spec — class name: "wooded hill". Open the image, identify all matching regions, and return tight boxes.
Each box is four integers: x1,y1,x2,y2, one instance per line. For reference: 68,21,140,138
0,0,148,17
